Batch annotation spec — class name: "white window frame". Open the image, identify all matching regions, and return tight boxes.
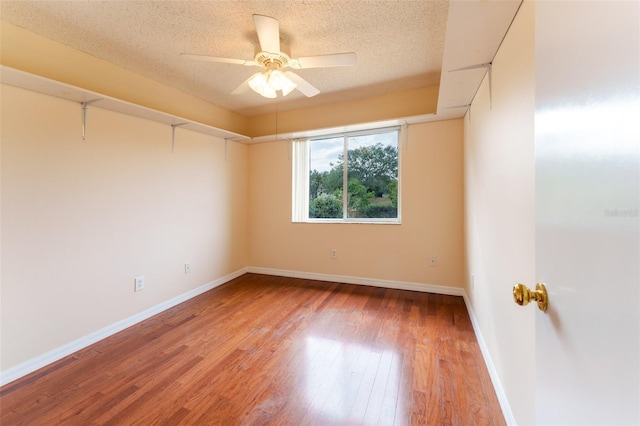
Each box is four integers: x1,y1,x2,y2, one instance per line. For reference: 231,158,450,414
292,126,402,224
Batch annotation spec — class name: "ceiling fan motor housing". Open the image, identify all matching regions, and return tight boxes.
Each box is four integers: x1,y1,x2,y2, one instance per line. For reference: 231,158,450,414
255,52,291,70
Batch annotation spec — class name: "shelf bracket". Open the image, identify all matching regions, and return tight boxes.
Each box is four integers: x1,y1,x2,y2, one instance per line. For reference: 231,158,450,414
449,62,493,109
80,99,102,140
445,104,472,121
171,123,188,153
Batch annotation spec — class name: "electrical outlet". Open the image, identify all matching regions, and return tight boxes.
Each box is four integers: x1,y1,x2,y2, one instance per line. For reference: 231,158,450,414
330,249,337,259
134,276,144,292
185,263,191,274
429,256,437,267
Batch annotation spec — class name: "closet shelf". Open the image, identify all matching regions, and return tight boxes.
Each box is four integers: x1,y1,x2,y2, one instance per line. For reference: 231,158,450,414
0,66,250,142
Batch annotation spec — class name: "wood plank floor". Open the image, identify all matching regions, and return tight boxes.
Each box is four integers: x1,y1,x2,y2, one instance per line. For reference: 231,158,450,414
0,273,505,425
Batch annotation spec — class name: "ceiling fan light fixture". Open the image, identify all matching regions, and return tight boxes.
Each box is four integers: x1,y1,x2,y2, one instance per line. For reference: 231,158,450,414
248,72,276,98
259,83,277,98
267,69,286,91
248,71,266,92
249,69,297,98
269,70,296,96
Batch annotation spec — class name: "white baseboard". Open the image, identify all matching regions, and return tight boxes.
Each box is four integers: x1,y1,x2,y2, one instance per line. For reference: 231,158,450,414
0,267,247,387
247,266,465,296
461,293,516,426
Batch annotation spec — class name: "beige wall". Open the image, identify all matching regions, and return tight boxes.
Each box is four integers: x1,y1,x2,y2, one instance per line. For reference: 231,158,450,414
248,119,464,287
463,2,535,424
1,84,249,370
248,86,439,138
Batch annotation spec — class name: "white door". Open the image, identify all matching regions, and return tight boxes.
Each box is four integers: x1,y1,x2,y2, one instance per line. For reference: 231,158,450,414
535,1,639,424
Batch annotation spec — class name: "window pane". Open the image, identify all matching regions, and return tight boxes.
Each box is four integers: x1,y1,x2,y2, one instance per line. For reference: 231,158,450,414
309,137,344,219
346,131,398,219
302,128,400,222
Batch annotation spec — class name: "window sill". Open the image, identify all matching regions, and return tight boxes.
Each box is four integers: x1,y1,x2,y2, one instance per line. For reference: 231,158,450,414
293,219,401,225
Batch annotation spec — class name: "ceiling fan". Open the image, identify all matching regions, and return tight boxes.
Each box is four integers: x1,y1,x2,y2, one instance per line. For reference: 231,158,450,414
181,14,357,99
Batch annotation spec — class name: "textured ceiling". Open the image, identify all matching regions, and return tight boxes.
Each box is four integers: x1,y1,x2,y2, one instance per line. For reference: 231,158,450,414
0,0,448,117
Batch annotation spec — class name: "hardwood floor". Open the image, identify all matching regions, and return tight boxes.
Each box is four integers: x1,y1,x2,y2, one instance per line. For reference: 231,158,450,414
0,273,504,425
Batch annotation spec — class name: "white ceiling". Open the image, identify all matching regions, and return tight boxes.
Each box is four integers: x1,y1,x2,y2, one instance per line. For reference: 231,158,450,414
0,0,449,117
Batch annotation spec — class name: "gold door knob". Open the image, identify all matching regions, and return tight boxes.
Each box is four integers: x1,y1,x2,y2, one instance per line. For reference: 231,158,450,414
513,282,548,312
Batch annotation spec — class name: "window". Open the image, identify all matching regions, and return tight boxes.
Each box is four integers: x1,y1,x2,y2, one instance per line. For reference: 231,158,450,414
292,127,400,223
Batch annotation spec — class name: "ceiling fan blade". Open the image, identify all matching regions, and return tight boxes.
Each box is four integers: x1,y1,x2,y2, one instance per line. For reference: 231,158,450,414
253,14,280,54
181,53,258,66
290,52,357,69
284,72,320,97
